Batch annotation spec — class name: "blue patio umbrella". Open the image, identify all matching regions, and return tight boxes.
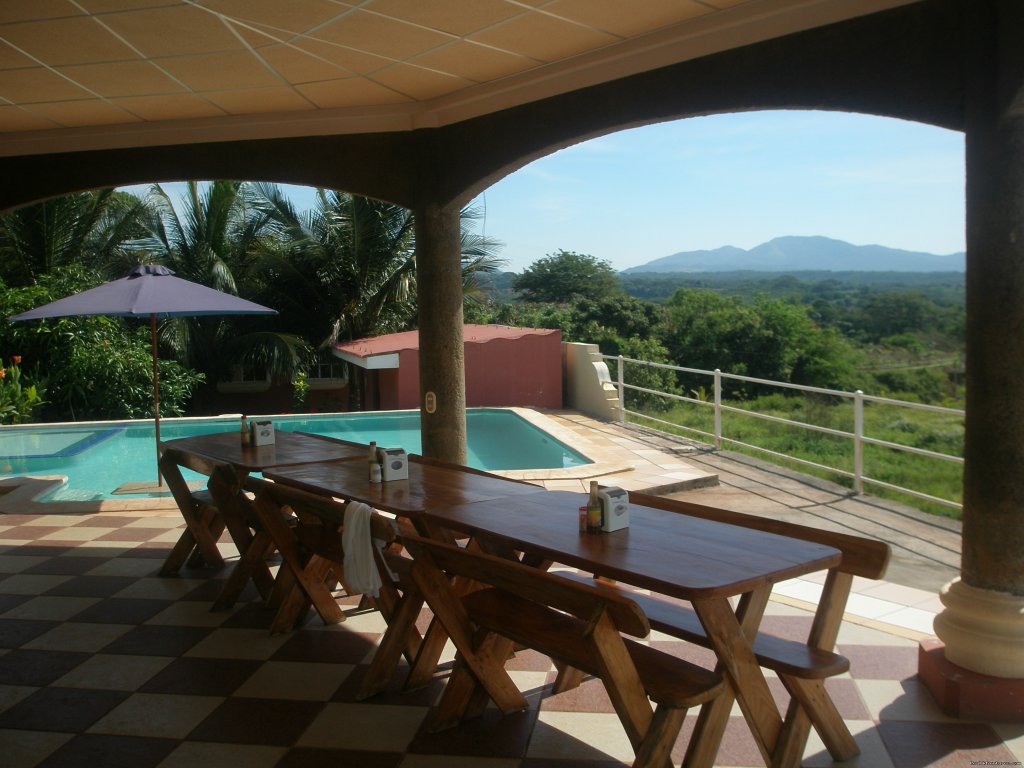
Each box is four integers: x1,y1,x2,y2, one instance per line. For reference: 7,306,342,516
8,264,277,485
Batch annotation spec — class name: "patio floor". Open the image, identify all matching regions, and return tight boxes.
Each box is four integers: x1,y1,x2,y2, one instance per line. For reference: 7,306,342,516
1,412,1020,767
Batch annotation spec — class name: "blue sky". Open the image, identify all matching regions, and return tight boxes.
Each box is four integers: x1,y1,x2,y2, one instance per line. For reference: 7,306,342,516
473,110,965,273
136,110,966,275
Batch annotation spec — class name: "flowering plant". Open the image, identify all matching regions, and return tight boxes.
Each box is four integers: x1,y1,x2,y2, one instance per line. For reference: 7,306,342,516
0,355,46,424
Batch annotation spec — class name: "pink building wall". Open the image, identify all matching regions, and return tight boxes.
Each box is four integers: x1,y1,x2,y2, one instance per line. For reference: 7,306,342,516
375,329,562,410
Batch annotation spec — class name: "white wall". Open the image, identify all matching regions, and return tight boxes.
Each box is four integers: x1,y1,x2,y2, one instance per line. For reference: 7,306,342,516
562,342,620,421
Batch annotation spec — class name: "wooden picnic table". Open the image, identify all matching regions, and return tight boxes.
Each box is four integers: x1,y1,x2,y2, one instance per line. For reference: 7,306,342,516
158,430,367,607
164,429,368,474
420,489,843,768
263,453,546,521
263,454,548,698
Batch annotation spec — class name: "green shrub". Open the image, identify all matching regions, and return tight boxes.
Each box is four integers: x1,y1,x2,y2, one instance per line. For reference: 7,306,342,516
0,355,46,424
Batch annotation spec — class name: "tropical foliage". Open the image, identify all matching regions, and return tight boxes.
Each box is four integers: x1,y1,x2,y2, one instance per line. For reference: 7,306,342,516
249,184,504,407
513,250,620,302
0,189,151,286
0,267,203,421
0,354,45,424
0,182,506,421
1,179,964,429
135,181,311,391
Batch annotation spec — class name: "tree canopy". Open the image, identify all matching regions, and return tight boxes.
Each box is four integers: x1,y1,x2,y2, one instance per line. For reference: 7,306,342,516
512,250,619,302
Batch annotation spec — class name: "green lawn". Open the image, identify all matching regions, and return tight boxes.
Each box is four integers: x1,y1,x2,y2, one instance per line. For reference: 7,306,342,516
632,392,964,519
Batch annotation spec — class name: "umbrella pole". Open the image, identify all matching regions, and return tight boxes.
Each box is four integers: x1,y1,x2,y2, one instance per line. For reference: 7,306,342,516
151,314,163,487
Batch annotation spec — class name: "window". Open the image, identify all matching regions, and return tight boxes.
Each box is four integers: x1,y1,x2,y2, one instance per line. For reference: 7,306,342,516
217,364,271,393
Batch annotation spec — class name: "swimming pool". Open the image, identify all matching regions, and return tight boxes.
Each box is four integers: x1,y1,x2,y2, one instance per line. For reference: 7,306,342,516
0,409,591,502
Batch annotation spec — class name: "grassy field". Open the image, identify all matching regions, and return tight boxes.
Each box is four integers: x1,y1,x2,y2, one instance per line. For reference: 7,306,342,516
632,390,964,519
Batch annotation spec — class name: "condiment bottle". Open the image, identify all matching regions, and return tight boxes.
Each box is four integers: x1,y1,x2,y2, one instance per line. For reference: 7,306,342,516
240,414,250,446
368,441,382,483
586,480,603,533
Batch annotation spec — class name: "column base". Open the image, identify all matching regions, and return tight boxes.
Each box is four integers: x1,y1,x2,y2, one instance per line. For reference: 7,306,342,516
919,638,1024,721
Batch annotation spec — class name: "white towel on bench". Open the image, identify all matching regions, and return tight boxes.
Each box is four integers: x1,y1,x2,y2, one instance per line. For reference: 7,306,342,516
343,501,383,597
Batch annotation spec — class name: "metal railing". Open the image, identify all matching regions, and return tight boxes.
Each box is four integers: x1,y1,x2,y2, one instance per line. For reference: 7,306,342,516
605,355,964,511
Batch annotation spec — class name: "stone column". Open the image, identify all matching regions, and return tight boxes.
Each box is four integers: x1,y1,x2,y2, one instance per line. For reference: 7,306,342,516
414,200,467,464
921,0,1024,719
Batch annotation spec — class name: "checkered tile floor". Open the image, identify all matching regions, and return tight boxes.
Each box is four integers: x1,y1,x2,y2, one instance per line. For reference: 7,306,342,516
1,507,1021,768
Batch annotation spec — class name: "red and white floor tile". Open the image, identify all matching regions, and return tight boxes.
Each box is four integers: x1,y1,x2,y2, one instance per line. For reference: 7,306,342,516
0,508,1020,768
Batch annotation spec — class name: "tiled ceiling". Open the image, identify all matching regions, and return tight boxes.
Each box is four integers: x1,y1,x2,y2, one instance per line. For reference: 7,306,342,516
0,0,917,155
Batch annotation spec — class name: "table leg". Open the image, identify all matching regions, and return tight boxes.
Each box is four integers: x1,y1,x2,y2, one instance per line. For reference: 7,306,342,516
404,537,491,690
772,569,859,766
686,587,779,768
409,552,527,720
158,454,224,574
248,492,346,630
185,507,226,569
207,465,276,608
357,582,426,700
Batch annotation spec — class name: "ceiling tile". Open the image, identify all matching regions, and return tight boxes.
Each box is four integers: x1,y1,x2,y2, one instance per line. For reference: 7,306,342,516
296,77,411,108
0,1,83,24
0,0,872,153
101,4,246,58
56,60,187,98
470,12,620,63
0,105,62,132
363,0,526,37
0,16,138,66
546,0,712,37
203,86,315,115
0,42,38,69
0,66,92,104
256,43,355,85
157,50,283,92
77,0,184,11
288,37,393,76
371,63,472,101
28,97,140,127
311,9,452,63
199,0,353,36
413,40,537,83
111,92,226,121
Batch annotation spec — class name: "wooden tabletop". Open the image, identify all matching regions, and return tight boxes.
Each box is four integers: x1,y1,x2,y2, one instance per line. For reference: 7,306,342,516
424,490,841,600
160,430,367,471
264,456,546,517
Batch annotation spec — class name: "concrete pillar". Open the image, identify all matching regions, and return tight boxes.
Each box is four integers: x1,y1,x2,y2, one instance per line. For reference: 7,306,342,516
921,1,1024,719
415,201,467,464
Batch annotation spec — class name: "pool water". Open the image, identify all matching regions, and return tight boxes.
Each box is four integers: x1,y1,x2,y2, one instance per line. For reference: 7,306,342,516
0,409,590,502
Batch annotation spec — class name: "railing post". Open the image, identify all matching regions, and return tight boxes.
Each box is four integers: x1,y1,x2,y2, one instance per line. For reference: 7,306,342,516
853,390,864,494
617,355,625,423
714,369,722,450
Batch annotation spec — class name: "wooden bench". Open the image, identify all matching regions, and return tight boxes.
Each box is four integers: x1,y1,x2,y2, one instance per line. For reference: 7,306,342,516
400,533,724,768
574,491,891,766
558,571,849,677
242,475,399,633
158,446,226,575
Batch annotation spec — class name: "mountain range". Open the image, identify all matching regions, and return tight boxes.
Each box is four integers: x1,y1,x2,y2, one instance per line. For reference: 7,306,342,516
621,236,965,273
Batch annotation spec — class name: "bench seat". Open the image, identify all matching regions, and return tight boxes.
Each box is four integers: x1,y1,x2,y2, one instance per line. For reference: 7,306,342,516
402,534,724,766
557,571,849,679
463,586,723,709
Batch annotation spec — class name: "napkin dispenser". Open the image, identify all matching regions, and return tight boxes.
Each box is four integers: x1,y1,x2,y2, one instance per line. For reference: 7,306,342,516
377,447,409,481
251,420,275,446
599,486,630,532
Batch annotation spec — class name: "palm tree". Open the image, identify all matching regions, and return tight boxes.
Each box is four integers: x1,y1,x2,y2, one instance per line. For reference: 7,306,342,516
251,183,505,407
457,202,507,305
134,181,310,393
0,189,152,287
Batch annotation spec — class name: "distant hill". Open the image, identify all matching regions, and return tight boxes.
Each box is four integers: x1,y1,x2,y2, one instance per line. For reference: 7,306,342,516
621,236,965,273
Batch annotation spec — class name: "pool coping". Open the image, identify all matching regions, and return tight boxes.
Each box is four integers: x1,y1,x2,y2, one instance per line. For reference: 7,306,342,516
0,407,649,515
